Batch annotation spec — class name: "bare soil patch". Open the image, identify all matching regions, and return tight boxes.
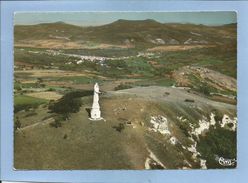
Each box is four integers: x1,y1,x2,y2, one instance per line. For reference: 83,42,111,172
25,91,62,100
173,66,236,92
147,45,216,52
15,69,103,78
15,40,133,49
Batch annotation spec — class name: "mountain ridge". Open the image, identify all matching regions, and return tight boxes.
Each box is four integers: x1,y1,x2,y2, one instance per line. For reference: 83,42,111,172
14,19,237,48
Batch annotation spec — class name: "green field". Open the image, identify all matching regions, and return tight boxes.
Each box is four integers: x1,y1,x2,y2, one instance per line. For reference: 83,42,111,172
14,95,48,112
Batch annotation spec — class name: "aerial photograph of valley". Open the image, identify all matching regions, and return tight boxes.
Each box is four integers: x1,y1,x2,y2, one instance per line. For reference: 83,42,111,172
14,12,237,170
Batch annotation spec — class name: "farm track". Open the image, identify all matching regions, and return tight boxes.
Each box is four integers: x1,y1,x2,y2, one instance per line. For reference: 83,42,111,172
17,117,54,132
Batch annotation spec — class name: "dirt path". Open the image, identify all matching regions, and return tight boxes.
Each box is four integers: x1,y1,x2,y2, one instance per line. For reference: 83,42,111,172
110,86,236,110
17,117,54,132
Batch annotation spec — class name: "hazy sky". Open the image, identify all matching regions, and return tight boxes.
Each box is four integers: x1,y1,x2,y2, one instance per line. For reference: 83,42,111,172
14,12,237,26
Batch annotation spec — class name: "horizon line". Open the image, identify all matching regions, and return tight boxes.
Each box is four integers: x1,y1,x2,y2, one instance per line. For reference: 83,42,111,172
14,18,237,27
14,11,237,27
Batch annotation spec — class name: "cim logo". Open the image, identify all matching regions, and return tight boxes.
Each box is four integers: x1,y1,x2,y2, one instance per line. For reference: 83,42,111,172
218,157,236,167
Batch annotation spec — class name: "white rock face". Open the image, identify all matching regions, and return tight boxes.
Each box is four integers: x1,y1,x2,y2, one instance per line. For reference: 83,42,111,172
182,112,236,169
145,148,166,169
187,138,201,160
76,60,83,64
177,116,188,122
200,159,207,169
169,136,178,145
192,117,210,137
150,115,170,135
155,38,165,44
167,39,179,45
221,114,237,131
210,113,216,126
190,113,237,138
90,83,102,120
190,31,202,36
191,113,217,138
186,137,207,168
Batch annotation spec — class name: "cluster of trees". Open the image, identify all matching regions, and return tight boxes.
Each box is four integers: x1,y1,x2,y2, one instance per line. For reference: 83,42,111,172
197,126,236,168
49,90,92,114
48,90,92,128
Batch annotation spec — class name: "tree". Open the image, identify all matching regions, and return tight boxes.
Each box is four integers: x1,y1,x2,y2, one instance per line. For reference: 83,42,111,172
50,118,62,128
199,83,210,96
198,127,236,168
14,117,21,131
48,90,91,115
49,97,82,115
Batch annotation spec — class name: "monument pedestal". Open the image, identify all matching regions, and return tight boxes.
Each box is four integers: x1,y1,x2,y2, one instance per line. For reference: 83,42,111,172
89,117,103,121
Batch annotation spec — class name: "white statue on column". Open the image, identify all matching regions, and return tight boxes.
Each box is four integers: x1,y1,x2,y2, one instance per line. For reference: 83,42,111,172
90,83,103,120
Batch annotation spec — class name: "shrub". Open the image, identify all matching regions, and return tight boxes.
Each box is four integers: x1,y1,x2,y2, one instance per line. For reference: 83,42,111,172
178,122,191,137
199,84,211,96
14,82,22,91
114,83,133,91
63,134,68,139
227,123,234,128
112,123,125,132
50,118,62,128
25,112,38,117
14,117,21,131
184,99,195,103
47,88,56,91
212,109,223,123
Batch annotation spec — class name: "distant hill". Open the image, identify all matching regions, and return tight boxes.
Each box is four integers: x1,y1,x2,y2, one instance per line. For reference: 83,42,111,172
14,19,237,48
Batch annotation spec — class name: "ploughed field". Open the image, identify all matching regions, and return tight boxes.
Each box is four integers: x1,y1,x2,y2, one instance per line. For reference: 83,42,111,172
14,20,237,169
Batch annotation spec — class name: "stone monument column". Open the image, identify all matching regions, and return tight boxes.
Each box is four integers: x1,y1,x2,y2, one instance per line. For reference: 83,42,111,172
90,83,102,120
